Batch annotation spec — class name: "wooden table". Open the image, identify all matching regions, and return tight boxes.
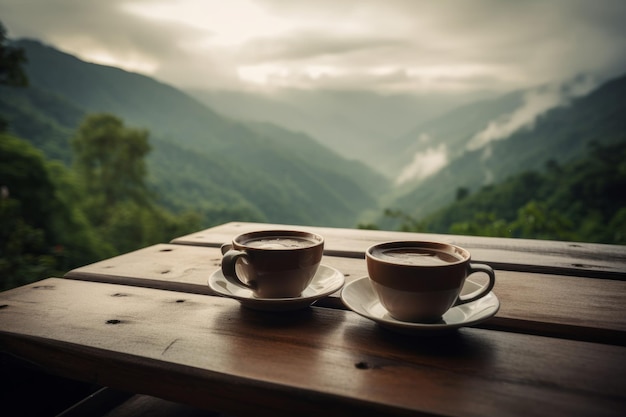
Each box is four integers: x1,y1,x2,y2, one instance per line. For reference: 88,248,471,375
1,222,625,416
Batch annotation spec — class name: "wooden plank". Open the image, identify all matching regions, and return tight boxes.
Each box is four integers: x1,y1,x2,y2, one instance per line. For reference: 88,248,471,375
66,244,222,296
1,278,624,417
171,222,626,279
65,244,626,345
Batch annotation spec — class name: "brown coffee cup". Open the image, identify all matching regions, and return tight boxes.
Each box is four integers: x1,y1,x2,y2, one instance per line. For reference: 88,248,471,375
366,241,496,322
221,230,324,298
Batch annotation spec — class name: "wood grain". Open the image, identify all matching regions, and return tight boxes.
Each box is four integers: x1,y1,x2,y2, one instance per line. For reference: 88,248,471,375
1,278,624,417
66,244,223,296
171,222,626,279
65,244,626,345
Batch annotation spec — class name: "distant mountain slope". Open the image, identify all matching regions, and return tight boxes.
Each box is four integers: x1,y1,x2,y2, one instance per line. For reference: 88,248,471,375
16,39,233,151
5,39,389,227
377,90,525,181
382,72,626,225
189,88,491,175
419,135,626,244
0,85,84,163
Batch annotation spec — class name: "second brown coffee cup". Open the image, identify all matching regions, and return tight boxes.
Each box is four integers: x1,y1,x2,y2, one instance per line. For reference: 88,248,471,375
221,230,324,298
366,241,496,323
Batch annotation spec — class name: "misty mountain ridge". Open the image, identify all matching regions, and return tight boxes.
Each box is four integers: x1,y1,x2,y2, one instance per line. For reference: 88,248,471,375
188,87,495,175
376,71,626,227
3,38,388,227
189,73,605,191
387,73,601,186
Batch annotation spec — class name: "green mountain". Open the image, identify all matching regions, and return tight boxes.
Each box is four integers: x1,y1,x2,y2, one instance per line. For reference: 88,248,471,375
380,73,626,227
416,136,626,244
2,39,388,227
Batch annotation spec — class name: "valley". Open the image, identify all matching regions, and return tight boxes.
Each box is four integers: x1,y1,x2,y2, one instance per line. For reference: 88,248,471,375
3,38,624,236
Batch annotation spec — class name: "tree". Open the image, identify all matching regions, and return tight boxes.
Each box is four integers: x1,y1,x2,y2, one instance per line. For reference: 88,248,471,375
450,212,512,238
382,208,427,232
72,113,151,221
71,113,200,254
0,21,29,131
0,22,28,87
0,119,201,290
0,133,109,289
455,187,470,201
509,201,575,241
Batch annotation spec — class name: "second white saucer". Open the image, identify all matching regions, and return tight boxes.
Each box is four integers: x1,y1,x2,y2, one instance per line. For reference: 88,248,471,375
341,277,500,334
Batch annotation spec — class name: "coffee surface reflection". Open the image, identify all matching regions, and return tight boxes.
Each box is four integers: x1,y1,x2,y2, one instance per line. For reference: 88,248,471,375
371,247,463,266
244,236,318,250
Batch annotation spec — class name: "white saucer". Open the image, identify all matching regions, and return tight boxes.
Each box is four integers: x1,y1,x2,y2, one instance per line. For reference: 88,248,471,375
341,277,500,334
208,264,345,311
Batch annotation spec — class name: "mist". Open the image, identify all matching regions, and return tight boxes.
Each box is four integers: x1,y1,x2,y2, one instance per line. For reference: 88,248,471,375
395,138,448,185
467,76,598,151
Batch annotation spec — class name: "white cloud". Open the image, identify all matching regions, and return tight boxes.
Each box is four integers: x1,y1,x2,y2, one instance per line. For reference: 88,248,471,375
467,75,599,150
395,142,448,185
1,0,625,92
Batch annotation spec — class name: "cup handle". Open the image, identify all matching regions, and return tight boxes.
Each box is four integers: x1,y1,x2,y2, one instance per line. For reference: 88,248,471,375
221,248,257,291
456,263,496,306
220,243,232,255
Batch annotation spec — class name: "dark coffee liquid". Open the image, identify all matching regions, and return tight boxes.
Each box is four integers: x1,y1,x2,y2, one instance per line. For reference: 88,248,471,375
371,247,463,266
245,236,317,249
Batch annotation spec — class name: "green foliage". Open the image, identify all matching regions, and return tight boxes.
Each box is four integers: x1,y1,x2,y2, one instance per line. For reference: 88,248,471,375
99,201,201,254
72,113,151,213
448,212,513,238
0,117,204,290
382,209,428,233
0,23,28,88
69,113,202,255
0,133,108,290
0,22,28,132
0,197,57,290
380,138,626,244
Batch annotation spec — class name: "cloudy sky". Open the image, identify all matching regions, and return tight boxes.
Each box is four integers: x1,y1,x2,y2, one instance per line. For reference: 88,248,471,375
2,0,626,94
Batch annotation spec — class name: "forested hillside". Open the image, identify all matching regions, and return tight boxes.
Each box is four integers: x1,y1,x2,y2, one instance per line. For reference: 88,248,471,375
379,73,626,227
3,39,388,227
376,137,626,244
